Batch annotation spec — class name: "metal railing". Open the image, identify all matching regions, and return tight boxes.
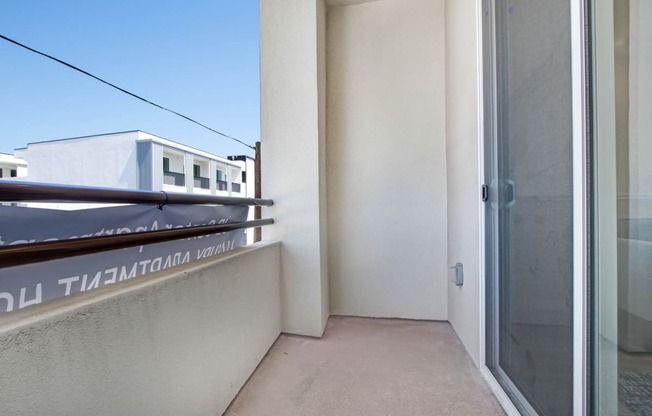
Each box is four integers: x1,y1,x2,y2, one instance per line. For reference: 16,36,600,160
0,180,273,268
193,176,210,189
232,183,241,193
163,171,185,186
217,180,228,191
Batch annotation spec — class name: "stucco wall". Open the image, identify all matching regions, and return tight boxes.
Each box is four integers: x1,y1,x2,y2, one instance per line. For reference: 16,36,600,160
444,0,483,365
0,242,281,416
260,0,330,337
21,132,140,189
327,0,448,320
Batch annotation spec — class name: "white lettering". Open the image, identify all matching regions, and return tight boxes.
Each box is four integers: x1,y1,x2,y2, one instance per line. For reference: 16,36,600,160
58,276,79,296
181,251,190,264
84,271,102,291
119,263,138,281
79,274,88,292
150,257,162,272
0,292,14,312
138,259,152,274
9,239,36,245
104,267,118,285
19,284,42,308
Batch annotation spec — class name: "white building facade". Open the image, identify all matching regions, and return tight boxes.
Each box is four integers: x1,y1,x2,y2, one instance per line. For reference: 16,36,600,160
14,131,248,198
0,152,27,180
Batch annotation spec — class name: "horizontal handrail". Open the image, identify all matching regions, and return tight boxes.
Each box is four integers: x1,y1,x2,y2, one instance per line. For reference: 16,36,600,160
0,218,274,268
0,180,273,206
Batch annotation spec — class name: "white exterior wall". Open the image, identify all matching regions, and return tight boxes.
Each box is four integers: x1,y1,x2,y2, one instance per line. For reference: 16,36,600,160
444,0,483,365
243,157,256,199
0,242,282,416
16,165,28,177
163,149,185,173
0,153,27,179
261,0,330,336
326,0,448,319
184,152,195,193
17,132,140,189
262,0,450,334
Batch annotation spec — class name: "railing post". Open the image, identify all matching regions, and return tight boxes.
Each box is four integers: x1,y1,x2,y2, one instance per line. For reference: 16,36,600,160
255,141,262,242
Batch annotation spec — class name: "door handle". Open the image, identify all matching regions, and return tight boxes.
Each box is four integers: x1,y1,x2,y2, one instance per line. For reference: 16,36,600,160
503,179,516,208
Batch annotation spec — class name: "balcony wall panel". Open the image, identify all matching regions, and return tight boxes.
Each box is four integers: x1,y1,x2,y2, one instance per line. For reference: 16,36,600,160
261,0,330,336
327,0,448,320
0,242,282,416
444,0,483,365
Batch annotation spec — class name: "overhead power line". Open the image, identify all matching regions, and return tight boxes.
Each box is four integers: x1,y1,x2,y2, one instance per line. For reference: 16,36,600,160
0,34,255,150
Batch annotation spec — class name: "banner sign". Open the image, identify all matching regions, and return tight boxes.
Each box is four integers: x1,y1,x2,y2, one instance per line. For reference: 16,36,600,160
0,204,248,313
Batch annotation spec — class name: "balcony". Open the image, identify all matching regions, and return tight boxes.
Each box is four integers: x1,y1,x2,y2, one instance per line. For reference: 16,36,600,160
163,170,185,187
217,179,228,191
193,176,210,189
0,181,281,416
231,182,241,193
0,239,503,416
0,2,519,415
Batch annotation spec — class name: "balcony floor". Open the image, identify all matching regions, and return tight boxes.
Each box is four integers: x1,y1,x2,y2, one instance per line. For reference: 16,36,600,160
225,316,505,416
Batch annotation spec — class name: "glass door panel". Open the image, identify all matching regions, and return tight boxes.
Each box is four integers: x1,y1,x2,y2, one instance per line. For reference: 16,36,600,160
593,0,652,414
485,1,574,414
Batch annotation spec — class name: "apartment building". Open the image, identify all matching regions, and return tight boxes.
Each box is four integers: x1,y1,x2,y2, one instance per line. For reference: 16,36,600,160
13,130,248,197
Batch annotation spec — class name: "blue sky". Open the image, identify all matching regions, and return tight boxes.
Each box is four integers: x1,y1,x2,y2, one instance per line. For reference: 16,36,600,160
0,0,260,157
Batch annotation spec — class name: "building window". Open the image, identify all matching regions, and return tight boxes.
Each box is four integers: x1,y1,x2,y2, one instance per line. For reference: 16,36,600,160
163,157,170,172
0,170,3,178
242,171,246,183
216,170,223,181
193,164,201,177
10,169,17,177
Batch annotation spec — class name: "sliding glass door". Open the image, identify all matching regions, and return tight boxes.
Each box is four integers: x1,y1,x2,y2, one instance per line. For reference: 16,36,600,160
484,1,575,414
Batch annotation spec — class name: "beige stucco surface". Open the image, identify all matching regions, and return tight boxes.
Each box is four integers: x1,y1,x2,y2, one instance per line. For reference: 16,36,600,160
327,0,448,320
0,242,281,416
444,0,483,365
260,0,330,337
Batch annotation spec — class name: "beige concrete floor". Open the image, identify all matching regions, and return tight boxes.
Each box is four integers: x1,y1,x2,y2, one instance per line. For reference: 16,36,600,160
224,316,505,416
